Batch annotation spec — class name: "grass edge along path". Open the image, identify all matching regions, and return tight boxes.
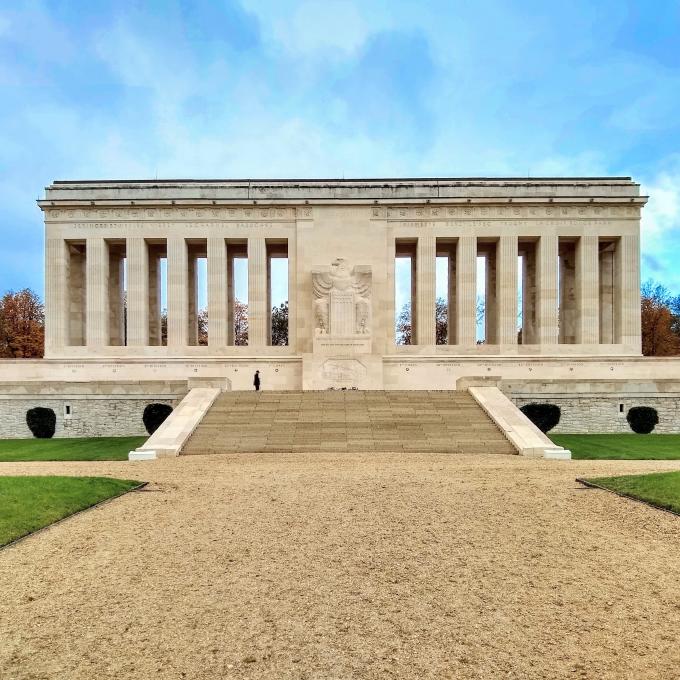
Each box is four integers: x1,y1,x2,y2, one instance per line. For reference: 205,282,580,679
579,470,680,516
552,433,680,460
0,437,147,462
0,476,144,548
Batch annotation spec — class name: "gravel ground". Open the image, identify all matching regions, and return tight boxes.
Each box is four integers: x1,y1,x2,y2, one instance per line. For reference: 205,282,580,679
1,453,680,680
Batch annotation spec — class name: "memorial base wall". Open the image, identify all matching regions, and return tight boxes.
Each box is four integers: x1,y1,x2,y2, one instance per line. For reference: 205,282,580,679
0,381,184,439
511,395,680,433
0,358,679,438
507,379,680,434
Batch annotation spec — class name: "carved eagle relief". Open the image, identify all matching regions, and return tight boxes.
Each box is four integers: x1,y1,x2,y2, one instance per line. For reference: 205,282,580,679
312,258,372,335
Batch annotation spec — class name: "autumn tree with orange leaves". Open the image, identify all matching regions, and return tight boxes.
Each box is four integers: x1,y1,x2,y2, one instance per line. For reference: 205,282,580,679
0,289,45,358
640,281,680,356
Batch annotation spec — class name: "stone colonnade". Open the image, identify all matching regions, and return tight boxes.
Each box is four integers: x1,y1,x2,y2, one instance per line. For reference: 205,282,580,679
400,232,640,348
45,236,282,351
45,230,642,352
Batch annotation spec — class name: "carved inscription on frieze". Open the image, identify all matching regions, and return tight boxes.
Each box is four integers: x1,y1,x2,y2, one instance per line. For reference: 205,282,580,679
66,221,294,231
46,206,298,221
47,203,638,222
371,204,639,220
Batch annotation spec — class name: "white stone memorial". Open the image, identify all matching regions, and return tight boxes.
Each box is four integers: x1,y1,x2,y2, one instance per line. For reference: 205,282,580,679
1,176,678,441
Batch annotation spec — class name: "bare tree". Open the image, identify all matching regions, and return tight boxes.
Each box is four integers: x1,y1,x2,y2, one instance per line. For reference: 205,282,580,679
271,301,288,346
396,298,447,345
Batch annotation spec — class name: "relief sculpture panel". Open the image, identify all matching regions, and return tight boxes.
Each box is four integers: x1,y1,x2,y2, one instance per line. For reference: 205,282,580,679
311,258,372,355
312,258,372,337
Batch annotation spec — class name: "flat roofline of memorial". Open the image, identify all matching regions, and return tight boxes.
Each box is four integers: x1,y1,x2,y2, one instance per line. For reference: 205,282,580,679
43,176,645,206
50,176,634,185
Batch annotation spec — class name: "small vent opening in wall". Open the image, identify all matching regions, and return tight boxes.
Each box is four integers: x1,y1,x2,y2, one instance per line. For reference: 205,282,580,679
64,404,72,419
619,403,624,414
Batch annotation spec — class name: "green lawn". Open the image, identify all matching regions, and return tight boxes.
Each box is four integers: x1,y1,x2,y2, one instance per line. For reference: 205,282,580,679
583,470,680,515
551,433,680,460
0,476,142,546
0,436,146,462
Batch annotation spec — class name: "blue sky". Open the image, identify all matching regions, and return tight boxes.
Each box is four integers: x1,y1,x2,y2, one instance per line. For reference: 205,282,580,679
1,0,680,308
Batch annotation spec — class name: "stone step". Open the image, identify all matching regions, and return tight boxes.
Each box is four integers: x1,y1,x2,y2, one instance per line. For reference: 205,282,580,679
182,390,517,456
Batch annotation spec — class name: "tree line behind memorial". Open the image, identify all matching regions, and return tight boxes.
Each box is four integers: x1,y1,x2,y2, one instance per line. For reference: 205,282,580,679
0,282,678,357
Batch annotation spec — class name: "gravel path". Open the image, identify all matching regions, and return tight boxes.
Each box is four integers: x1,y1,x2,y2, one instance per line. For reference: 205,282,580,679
1,453,680,679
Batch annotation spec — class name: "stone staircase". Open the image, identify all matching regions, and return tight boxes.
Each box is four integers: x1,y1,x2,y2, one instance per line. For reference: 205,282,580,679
181,390,517,455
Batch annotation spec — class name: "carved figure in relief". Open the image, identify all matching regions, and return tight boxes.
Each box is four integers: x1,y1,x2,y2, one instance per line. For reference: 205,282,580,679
312,258,371,336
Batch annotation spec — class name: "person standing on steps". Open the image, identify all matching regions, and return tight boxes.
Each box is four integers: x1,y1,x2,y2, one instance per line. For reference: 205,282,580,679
253,370,261,391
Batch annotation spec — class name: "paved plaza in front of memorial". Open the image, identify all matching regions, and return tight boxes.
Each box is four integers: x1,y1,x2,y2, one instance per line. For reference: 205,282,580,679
1,453,679,680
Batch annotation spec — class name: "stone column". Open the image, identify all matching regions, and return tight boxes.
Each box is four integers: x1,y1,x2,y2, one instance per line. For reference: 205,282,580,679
148,249,162,346
456,236,477,346
410,254,418,342
447,246,456,344
266,256,272,344
167,236,188,348
45,238,69,352
227,255,235,345
599,245,615,343
521,244,537,344
187,254,198,346
416,235,436,345
108,249,125,346
208,237,228,348
127,237,149,347
86,237,110,347
616,234,641,351
558,242,577,344
287,236,296,351
69,245,86,345
576,235,599,344
497,235,518,346
248,237,267,347
537,234,558,345
485,247,497,344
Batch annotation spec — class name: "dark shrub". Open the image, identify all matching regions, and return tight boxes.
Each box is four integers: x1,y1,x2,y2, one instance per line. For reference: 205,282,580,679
143,403,173,435
519,403,561,433
26,407,56,439
626,406,659,434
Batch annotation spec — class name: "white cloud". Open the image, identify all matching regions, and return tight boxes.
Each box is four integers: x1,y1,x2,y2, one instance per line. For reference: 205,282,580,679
243,0,376,56
640,163,680,287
